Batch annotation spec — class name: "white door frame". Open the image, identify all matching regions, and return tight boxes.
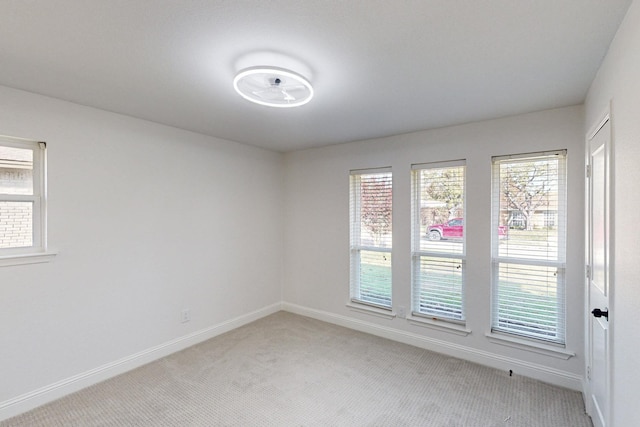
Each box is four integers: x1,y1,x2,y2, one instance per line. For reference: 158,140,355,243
585,110,613,427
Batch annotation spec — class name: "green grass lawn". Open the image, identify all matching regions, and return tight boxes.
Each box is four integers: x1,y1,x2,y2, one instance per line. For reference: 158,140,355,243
357,245,560,338
359,252,392,306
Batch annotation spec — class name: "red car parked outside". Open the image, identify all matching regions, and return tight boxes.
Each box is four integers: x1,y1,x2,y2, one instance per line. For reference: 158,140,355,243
426,218,507,240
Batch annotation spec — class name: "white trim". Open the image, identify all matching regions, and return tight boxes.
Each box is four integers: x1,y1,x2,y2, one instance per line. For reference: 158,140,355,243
0,251,57,267
346,302,396,319
0,303,282,422
0,194,37,202
407,314,471,336
0,134,42,147
283,302,583,391
413,251,465,260
492,257,566,268
586,110,610,141
492,149,567,162
349,166,392,175
411,159,466,170
351,245,392,254
485,332,575,360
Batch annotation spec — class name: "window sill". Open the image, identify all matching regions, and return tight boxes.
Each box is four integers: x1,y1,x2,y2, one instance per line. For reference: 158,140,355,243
407,314,471,337
346,302,396,320
485,332,575,360
0,251,58,267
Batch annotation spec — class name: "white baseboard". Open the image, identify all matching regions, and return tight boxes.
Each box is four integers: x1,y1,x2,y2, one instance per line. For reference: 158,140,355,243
0,303,282,422
282,302,584,391
582,378,593,419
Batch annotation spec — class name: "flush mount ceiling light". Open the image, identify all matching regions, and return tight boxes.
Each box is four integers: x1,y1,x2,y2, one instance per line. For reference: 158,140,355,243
233,67,314,108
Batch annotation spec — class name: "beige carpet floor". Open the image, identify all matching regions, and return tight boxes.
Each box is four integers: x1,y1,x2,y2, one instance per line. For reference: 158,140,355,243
2,312,592,426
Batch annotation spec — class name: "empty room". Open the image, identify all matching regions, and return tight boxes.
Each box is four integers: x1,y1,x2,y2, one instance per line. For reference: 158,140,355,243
1,1,639,426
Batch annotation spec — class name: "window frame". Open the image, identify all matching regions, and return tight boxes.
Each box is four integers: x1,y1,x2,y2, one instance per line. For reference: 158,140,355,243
411,160,467,324
0,135,53,266
490,150,567,344
349,167,393,310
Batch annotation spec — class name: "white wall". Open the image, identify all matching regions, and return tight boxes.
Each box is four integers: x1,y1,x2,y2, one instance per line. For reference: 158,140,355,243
283,106,585,387
585,1,640,425
0,86,283,417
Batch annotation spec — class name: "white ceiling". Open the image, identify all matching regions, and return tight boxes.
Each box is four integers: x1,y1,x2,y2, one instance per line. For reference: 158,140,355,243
0,1,632,152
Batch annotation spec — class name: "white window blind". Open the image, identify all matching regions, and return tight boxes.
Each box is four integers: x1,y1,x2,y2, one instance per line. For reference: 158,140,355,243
350,168,392,308
491,151,567,343
411,161,465,321
0,136,46,256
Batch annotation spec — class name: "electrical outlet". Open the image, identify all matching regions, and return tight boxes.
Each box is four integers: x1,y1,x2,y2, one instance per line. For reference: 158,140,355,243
181,309,191,323
397,305,406,319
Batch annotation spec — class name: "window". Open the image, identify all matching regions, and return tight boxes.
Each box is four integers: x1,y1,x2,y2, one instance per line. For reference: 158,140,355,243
491,151,567,343
0,136,47,257
411,161,466,322
349,168,392,308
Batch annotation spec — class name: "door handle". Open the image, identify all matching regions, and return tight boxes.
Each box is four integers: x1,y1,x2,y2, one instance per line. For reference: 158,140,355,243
592,308,609,320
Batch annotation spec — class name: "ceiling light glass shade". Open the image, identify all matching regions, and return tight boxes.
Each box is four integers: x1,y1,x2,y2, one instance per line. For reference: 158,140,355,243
233,67,314,108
